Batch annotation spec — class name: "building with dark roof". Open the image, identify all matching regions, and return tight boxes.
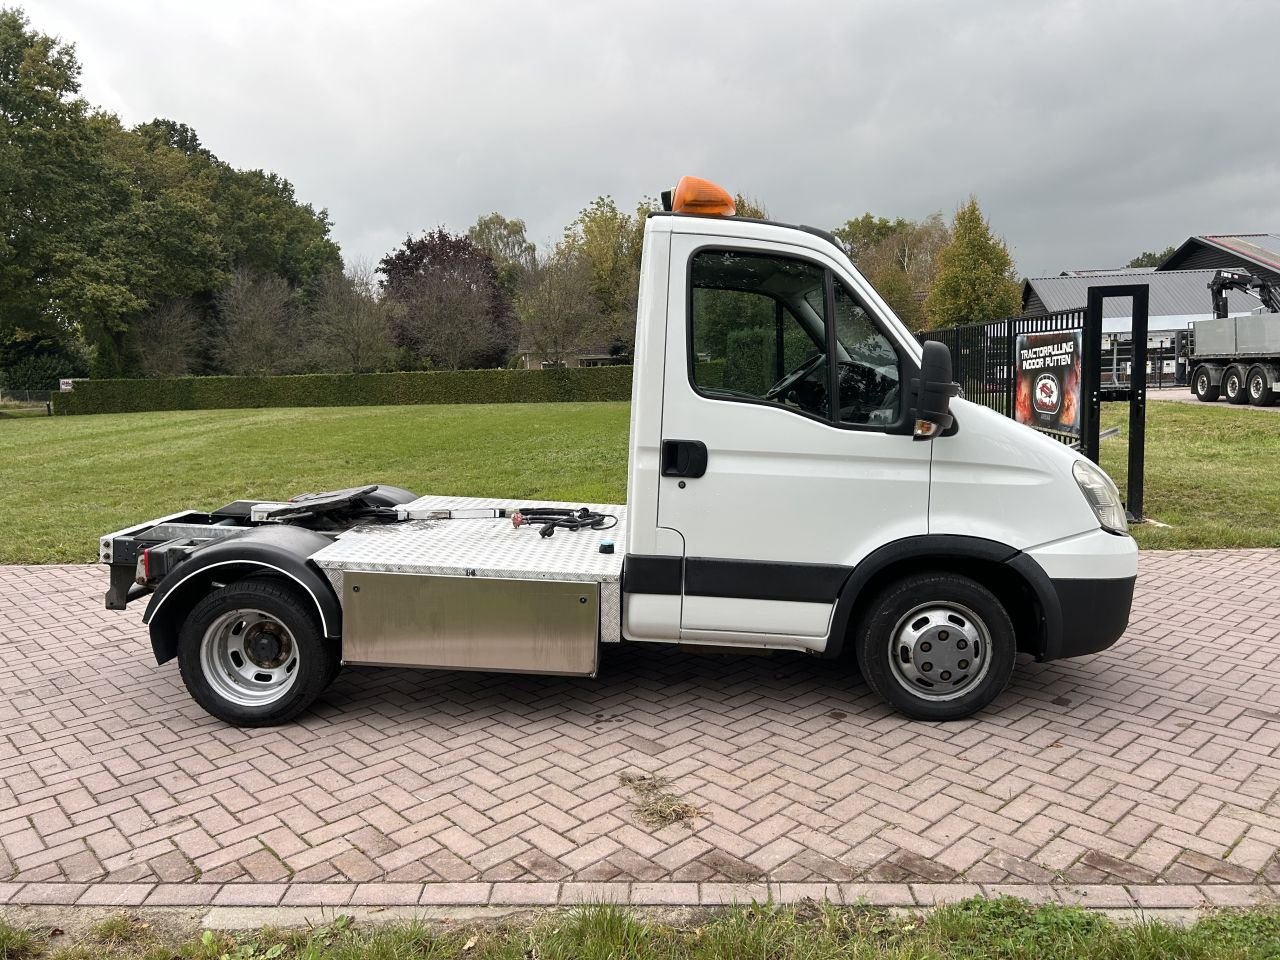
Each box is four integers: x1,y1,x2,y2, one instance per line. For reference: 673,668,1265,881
1159,234,1280,284
1022,268,1261,334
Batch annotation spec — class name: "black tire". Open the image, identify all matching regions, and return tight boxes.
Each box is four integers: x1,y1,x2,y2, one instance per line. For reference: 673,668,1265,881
177,578,339,726
1224,366,1249,405
1247,367,1275,407
1192,367,1219,403
854,572,1016,721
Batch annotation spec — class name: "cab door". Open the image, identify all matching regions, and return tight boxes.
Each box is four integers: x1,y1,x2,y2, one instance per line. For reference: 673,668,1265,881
655,232,931,651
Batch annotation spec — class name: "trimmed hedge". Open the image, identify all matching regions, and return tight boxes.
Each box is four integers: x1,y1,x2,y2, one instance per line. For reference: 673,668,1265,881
54,366,634,415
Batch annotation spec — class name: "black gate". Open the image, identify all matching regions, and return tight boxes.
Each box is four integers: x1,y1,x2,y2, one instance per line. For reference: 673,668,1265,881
919,307,1086,427
917,285,1149,521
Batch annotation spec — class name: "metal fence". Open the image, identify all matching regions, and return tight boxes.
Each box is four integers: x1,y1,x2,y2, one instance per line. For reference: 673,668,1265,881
917,308,1087,420
0,389,54,404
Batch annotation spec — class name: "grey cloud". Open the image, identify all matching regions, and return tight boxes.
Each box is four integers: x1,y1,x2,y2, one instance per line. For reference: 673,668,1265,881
27,0,1280,276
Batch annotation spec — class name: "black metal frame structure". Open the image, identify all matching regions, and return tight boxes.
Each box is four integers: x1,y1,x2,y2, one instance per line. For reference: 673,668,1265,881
919,282,1150,520
1086,284,1149,520
920,306,1091,438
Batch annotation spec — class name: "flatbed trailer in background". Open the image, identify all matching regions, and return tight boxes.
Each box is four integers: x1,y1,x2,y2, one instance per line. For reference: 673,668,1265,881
1188,269,1280,406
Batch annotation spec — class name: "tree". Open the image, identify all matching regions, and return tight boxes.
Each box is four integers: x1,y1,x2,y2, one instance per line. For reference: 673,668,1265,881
924,197,1021,328
133,300,201,378
211,166,341,294
516,246,597,366
733,193,769,219
560,196,655,357
378,228,513,370
835,212,950,293
304,262,397,373
133,117,216,161
0,8,142,356
216,269,297,375
0,331,88,390
0,8,345,377
1126,245,1176,269
467,213,536,296
833,214,909,264
867,264,924,331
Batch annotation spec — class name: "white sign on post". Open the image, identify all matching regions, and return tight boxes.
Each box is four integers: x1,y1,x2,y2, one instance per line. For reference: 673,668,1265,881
59,379,74,392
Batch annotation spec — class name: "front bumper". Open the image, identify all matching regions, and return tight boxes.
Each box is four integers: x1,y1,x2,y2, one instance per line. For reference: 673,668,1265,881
1016,528,1138,661
1048,574,1136,658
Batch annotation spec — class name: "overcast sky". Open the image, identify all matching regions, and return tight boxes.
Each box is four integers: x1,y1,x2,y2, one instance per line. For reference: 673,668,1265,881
23,0,1280,278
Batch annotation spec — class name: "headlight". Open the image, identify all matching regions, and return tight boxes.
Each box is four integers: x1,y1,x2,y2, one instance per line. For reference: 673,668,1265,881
1072,460,1128,534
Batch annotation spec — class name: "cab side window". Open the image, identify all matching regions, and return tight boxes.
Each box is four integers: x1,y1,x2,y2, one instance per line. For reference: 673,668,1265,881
689,251,830,419
832,284,903,426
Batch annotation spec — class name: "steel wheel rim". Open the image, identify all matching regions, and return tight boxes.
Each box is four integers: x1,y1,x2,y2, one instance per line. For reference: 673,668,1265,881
1250,374,1264,400
1227,374,1240,396
200,608,299,708
1197,373,1209,396
887,601,993,702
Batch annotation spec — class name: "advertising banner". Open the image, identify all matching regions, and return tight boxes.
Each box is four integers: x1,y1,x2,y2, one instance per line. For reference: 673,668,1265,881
1014,329,1082,437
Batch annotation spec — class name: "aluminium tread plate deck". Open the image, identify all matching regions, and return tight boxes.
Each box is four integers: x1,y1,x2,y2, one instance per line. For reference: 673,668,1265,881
309,495,628,644
308,494,627,582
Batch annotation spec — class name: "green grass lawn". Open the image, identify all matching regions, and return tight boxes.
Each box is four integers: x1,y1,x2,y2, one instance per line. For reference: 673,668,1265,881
3,900,1280,960
1100,401,1280,549
0,400,1274,564
0,403,630,564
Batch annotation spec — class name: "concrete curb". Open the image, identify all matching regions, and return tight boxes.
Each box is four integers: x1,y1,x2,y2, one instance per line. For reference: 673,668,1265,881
3,881,1279,910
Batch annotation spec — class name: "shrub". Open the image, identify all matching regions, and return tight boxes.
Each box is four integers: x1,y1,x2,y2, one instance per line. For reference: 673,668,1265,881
54,365,634,415
0,332,89,391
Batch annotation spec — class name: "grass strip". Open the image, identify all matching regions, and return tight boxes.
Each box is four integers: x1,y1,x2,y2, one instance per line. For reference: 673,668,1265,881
2,898,1279,960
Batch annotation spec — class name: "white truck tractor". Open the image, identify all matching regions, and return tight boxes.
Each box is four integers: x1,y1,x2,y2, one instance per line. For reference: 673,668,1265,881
100,176,1138,725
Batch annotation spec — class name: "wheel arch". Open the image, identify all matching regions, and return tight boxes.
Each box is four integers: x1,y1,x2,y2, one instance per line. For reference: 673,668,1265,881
824,535,1061,662
143,526,341,666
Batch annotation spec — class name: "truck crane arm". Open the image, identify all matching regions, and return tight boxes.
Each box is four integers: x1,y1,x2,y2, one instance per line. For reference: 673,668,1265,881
1208,269,1280,318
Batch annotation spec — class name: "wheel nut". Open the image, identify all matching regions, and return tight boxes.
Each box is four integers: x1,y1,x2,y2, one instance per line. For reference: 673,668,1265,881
920,641,932,652
940,671,952,681
939,630,949,641
957,639,968,650
921,662,933,672
959,659,969,669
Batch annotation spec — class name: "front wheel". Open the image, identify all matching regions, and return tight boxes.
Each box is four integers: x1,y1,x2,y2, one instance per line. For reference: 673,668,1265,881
855,573,1016,721
177,578,339,726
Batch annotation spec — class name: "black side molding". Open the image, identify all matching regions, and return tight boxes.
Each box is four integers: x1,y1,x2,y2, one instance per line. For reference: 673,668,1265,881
623,555,850,604
684,558,849,604
623,555,682,595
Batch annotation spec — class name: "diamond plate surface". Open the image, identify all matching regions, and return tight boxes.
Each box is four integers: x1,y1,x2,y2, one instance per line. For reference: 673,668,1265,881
311,495,626,581
310,495,625,642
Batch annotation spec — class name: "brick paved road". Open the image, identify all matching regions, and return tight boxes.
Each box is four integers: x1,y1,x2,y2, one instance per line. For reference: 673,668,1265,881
2,552,1279,907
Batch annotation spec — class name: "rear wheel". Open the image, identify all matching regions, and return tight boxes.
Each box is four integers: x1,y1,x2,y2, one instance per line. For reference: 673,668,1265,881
177,578,339,726
1247,366,1275,407
1192,367,1219,402
855,572,1016,721
1224,366,1249,404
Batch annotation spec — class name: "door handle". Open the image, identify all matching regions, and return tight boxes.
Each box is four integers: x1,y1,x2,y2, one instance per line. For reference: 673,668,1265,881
661,439,708,478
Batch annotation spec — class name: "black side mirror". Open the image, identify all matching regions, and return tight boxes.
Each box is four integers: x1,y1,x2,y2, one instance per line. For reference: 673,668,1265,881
912,340,960,438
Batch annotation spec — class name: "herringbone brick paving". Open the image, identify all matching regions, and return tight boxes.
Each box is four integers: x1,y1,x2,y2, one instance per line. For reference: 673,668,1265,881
1,552,1278,903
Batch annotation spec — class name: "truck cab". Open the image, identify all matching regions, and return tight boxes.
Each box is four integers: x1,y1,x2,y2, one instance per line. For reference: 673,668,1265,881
100,177,1138,725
